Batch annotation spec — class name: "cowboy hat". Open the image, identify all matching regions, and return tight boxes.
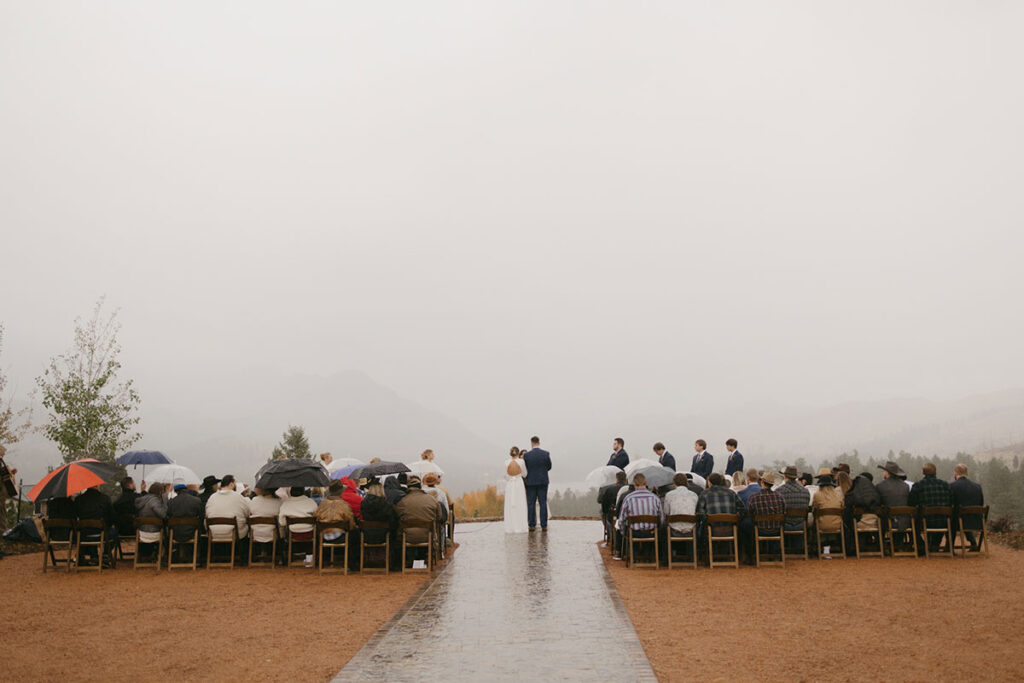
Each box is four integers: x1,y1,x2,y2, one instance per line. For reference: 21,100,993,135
877,461,906,477
816,467,833,477
779,465,799,478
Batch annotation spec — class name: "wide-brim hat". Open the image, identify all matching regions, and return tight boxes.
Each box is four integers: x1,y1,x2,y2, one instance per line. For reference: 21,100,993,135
407,475,422,488
816,467,832,477
201,475,219,489
423,473,440,486
816,473,835,485
877,461,906,477
779,466,798,478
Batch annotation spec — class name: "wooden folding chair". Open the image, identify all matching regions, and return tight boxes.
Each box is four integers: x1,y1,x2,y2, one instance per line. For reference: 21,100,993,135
401,520,433,573
953,505,989,557
285,516,317,568
75,519,111,573
814,508,847,559
753,514,785,567
884,506,918,558
359,520,390,574
134,517,164,571
706,513,740,568
665,515,698,569
626,516,660,569
248,516,278,568
922,506,954,558
448,502,455,545
783,508,810,560
167,517,200,571
852,507,884,558
115,513,136,562
42,518,75,573
317,521,348,575
206,517,237,569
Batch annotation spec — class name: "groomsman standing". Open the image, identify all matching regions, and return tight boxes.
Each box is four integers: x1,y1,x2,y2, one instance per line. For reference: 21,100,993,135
724,438,744,477
607,438,629,470
653,442,676,471
690,440,714,479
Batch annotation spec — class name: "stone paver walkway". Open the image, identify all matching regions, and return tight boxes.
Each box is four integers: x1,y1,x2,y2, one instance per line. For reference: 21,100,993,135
334,520,655,682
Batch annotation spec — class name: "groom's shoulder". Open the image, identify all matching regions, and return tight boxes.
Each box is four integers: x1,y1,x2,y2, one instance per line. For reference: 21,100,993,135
527,447,550,457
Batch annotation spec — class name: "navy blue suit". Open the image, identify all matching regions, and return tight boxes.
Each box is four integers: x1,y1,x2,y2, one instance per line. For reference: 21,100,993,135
607,449,629,470
659,452,676,471
523,447,552,529
690,451,714,479
724,450,744,476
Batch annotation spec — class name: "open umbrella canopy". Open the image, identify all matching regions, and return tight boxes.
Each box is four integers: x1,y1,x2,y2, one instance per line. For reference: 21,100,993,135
146,464,201,486
326,458,366,473
353,461,411,479
585,465,623,488
116,450,173,466
28,459,121,501
406,460,444,477
634,465,677,489
624,458,660,477
685,472,707,489
329,464,363,480
255,459,330,489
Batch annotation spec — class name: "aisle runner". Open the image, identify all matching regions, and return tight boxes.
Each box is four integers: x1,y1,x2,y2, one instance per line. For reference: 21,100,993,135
333,520,656,682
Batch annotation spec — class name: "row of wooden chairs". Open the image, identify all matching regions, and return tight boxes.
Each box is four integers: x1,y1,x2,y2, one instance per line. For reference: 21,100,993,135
42,515,449,575
622,505,990,569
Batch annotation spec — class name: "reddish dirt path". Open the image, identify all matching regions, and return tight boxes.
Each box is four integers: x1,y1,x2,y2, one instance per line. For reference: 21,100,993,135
601,543,1024,682
3,552,428,682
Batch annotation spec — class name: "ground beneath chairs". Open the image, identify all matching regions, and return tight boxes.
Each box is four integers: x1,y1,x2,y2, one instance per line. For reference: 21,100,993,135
334,520,656,682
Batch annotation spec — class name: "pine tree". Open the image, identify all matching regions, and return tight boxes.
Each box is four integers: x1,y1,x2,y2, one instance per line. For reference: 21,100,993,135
271,425,312,459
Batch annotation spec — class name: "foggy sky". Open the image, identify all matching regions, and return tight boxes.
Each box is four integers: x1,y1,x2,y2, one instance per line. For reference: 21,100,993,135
2,1,1023,450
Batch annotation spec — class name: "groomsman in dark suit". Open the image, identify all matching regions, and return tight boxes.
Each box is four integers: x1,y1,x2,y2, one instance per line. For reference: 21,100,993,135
523,436,552,531
607,438,629,470
653,442,675,471
690,439,714,479
724,438,744,477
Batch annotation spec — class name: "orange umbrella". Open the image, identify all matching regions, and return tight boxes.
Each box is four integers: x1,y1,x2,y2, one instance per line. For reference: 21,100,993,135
28,458,121,501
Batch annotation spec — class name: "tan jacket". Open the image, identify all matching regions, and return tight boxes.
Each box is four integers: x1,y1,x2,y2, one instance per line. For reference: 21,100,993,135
812,486,845,532
316,497,356,532
394,488,440,543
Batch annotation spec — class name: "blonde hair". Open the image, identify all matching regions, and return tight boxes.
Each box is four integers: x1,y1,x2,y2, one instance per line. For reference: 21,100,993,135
366,483,385,497
731,472,745,487
421,449,434,461
836,471,853,493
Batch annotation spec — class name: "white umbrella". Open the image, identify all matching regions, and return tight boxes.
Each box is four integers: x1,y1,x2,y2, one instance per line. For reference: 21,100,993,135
624,458,660,477
326,458,366,473
145,464,201,486
406,460,445,477
585,465,623,488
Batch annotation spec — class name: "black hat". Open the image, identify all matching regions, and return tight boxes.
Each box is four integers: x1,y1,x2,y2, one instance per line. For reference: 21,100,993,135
201,475,219,489
877,461,906,477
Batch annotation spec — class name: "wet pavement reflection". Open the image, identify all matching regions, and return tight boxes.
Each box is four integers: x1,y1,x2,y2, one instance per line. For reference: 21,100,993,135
334,520,655,682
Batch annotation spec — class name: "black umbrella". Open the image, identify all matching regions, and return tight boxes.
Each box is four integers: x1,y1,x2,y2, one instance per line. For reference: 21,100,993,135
254,459,330,489
350,461,411,480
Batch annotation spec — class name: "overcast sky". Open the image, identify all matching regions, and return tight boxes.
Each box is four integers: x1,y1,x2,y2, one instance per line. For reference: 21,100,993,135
2,1,1022,442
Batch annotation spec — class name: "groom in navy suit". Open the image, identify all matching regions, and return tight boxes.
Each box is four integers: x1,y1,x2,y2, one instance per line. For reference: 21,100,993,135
523,436,552,531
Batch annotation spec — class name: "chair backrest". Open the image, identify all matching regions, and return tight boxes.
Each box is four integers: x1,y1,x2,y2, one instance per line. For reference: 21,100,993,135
77,519,105,530
360,520,390,530
958,505,987,517
206,516,238,535
317,521,348,535
754,513,785,525
630,515,660,525
706,513,739,525
401,520,434,530
814,507,843,519
785,509,807,519
887,506,915,517
249,516,277,527
286,516,316,530
666,514,697,524
922,506,952,518
44,518,74,530
167,517,200,528
135,516,165,528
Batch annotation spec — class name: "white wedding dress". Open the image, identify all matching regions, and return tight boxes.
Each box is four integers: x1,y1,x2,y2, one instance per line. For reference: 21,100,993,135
503,457,529,533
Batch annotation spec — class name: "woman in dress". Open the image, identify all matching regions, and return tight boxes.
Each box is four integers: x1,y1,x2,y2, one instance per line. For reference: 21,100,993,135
503,446,529,533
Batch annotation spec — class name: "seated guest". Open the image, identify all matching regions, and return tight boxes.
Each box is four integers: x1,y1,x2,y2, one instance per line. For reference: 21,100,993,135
75,484,115,564
278,486,318,538
384,474,407,506
339,476,364,519
615,473,663,560
909,462,953,553
599,471,629,545
205,474,251,551
113,477,139,537
730,472,746,491
950,463,984,551
135,483,168,551
683,473,705,497
696,473,745,538
876,460,910,526
316,481,357,541
423,473,448,524
360,480,398,544
166,482,203,536
846,472,881,530
394,476,440,563
45,496,76,541
777,466,811,530
811,469,844,536
747,472,786,536
737,469,762,507
199,475,219,508
663,473,698,536
247,487,282,550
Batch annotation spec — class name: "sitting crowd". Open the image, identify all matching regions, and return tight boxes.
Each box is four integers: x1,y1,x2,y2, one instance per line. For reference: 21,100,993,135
42,470,453,571
600,460,987,565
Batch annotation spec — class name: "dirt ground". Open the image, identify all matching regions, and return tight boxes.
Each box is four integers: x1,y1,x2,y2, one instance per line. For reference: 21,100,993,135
3,551,430,682
601,542,1024,682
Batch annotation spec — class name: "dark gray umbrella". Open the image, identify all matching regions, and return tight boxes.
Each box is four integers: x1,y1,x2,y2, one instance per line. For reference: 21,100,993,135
350,461,411,480
634,465,676,489
254,459,330,489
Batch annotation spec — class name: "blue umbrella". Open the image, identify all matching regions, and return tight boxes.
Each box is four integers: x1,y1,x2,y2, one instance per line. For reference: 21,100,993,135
116,450,173,484
329,464,362,480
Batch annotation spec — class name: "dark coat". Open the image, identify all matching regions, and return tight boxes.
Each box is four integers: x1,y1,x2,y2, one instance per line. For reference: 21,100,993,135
950,477,985,530
523,448,552,487
724,450,744,476
659,452,676,471
690,452,714,479
166,490,204,541
607,449,629,470
876,476,911,529
359,493,397,543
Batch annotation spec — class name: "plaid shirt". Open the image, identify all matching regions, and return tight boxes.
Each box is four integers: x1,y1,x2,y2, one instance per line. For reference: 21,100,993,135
618,488,664,532
777,480,811,529
908,475,952,526
747,488,786,532
697,485,745,521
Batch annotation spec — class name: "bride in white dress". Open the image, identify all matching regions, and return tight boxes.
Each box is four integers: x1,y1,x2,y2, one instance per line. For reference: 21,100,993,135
503,447,529,533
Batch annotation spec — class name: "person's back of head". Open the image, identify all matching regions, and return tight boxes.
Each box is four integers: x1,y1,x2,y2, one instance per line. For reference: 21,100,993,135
731,472,745,487
799,473,813,486
836,471,853,493
954,463,968,478
653,441,665,453
326,481,344,498
760,471,776,488
632,472,647,488
922,463,937,477
672,473,688,488
708,473,726,487
616,471,627,485
746,468,759,484
148,482,164,496
220,474,235,490
289,486,306,498
122,477,135,491
531,436,540,446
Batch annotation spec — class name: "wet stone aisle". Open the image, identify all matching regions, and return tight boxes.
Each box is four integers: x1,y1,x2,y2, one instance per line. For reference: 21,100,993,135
333,520,656,682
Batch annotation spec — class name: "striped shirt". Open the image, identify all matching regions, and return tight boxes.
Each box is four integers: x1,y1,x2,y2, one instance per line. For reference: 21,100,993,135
618,488,664,532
